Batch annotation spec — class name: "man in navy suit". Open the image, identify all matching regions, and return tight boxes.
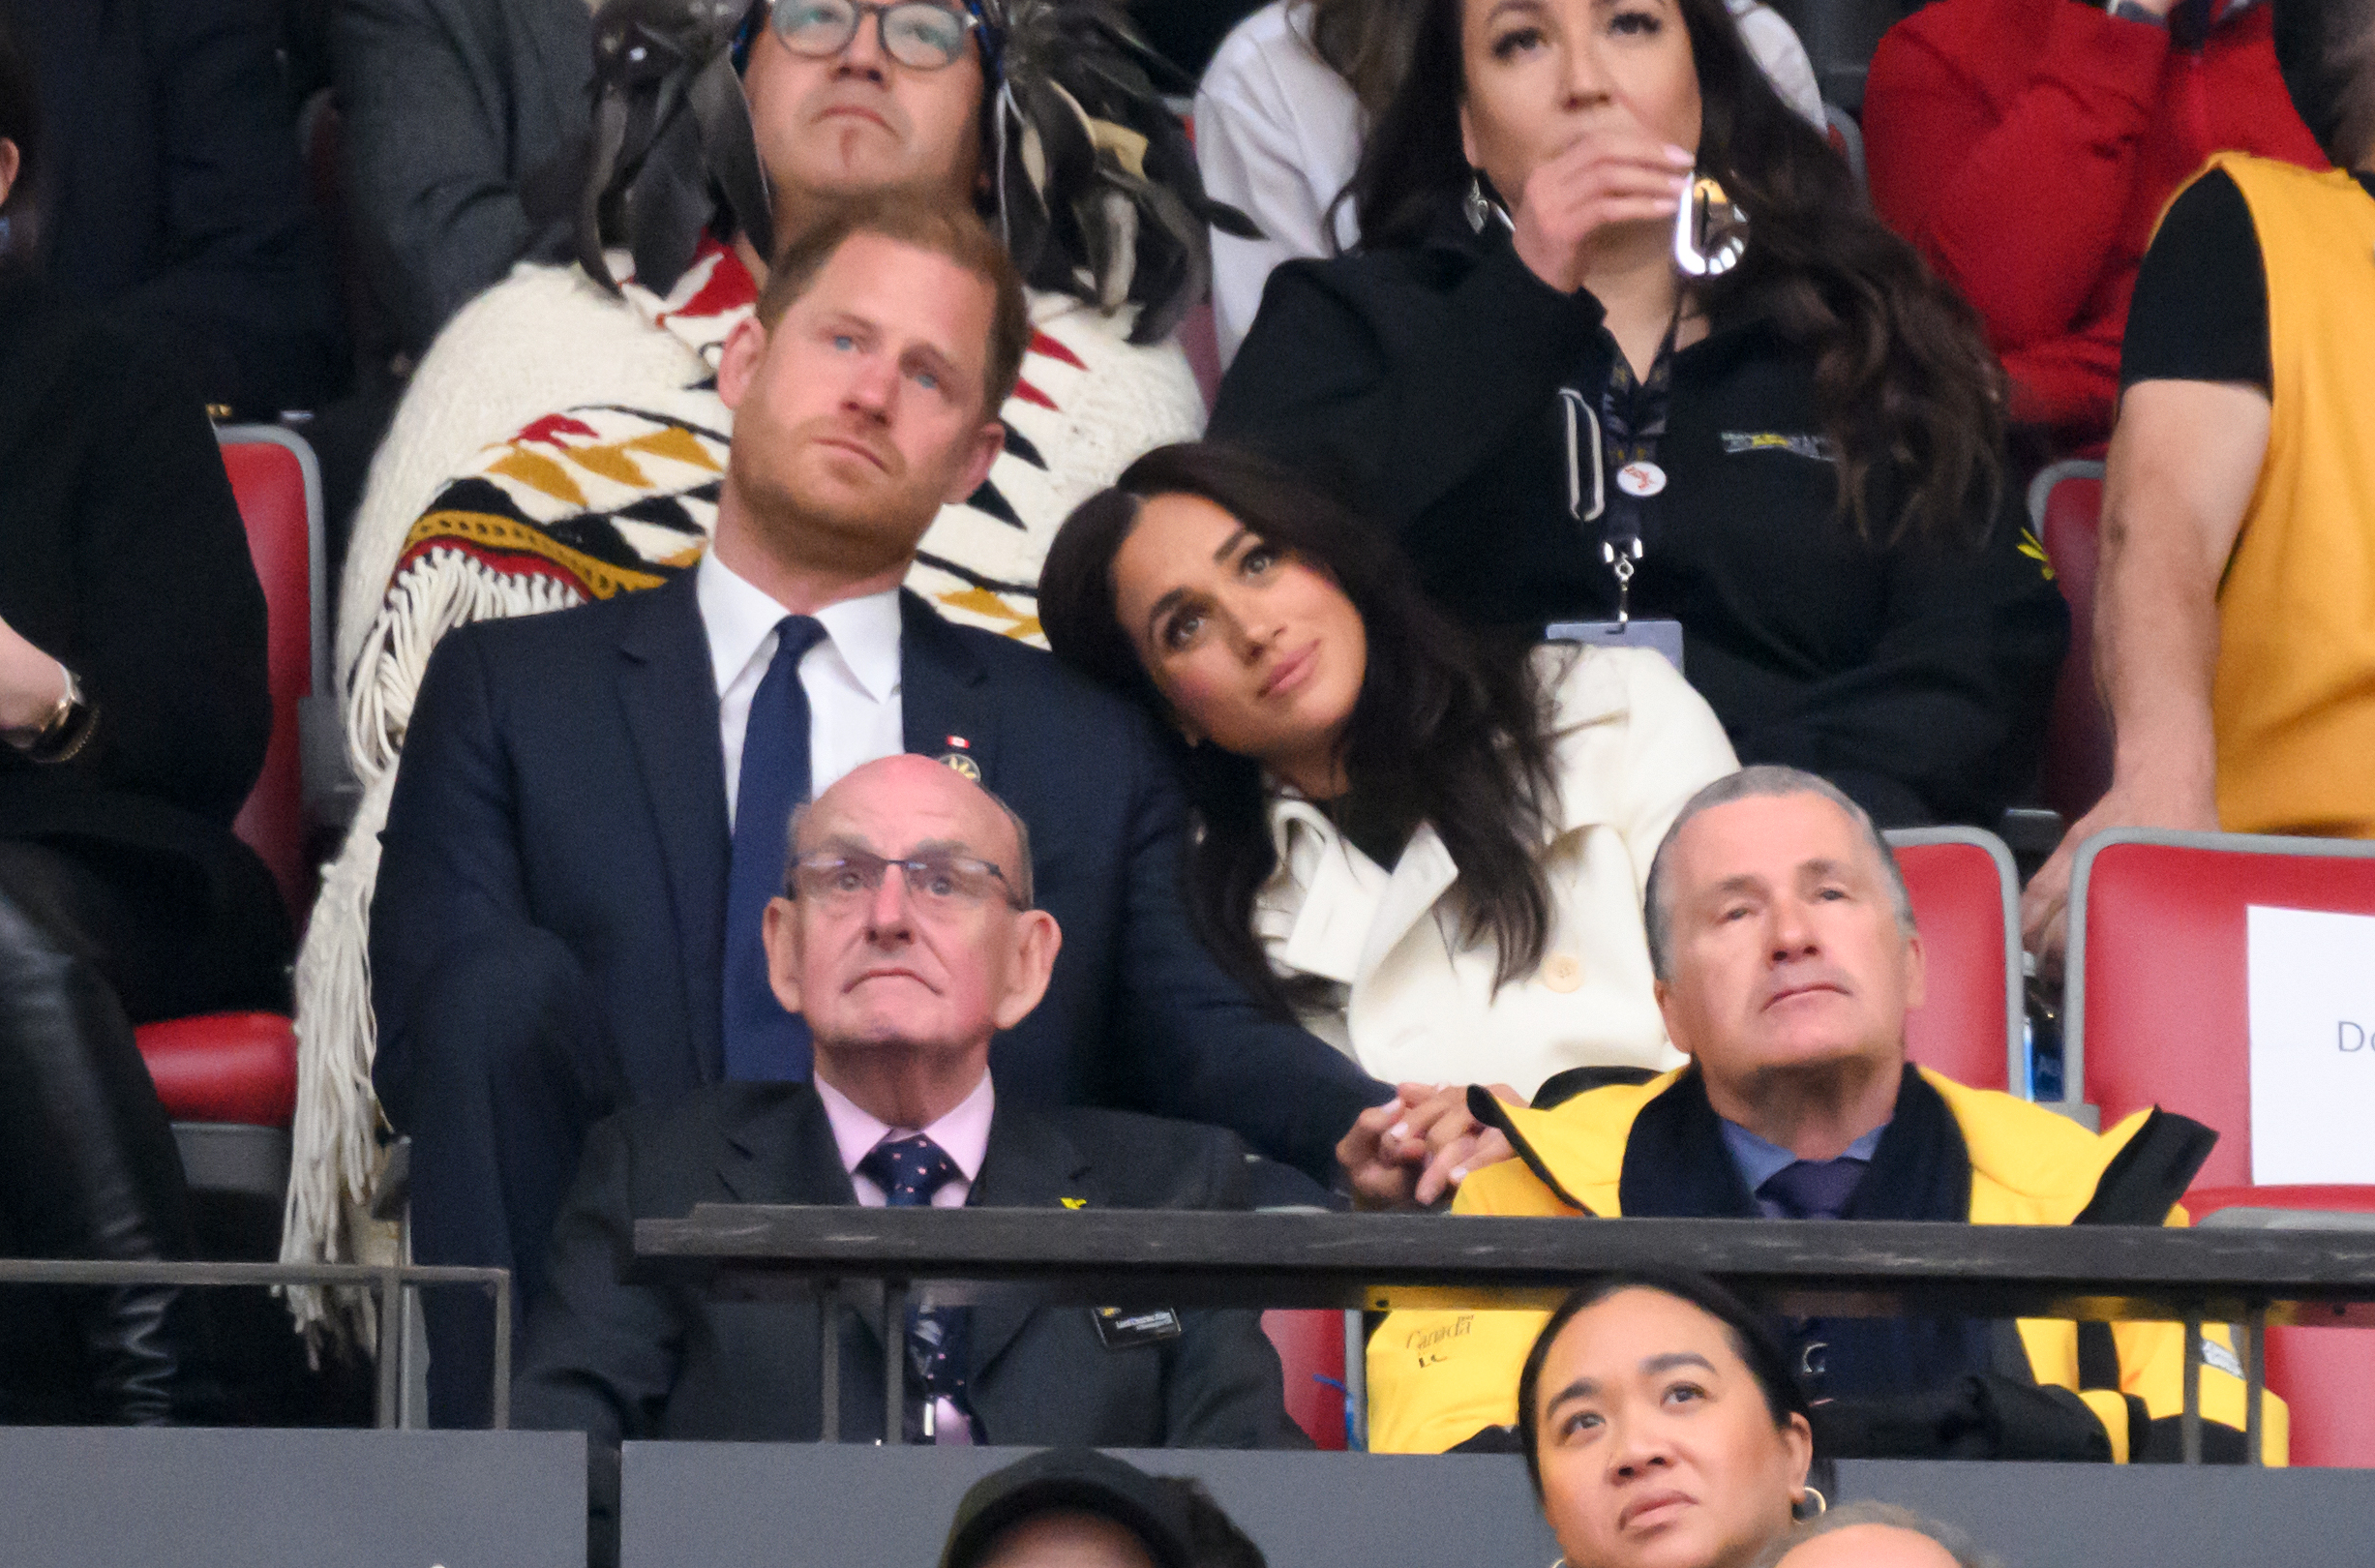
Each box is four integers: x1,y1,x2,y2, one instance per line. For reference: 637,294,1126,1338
372,193,1395,1423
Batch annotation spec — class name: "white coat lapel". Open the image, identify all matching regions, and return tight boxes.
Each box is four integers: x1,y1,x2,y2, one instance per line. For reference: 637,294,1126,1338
1353,824,1459,983
1262,799,1380,985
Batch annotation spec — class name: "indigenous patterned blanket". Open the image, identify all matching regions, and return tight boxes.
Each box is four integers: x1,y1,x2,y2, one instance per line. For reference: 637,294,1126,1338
283,238,1203,1342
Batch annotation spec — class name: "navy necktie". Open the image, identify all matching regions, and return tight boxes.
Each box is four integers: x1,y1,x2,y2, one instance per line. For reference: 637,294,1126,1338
722,615,827,1082
1759,1157,1868,1221
856,1134,979,1443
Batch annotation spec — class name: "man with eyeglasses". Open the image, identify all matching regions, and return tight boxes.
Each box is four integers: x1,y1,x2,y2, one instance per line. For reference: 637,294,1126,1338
371,194,1404,1428
297,0,1263,1400
514,752,1310,1566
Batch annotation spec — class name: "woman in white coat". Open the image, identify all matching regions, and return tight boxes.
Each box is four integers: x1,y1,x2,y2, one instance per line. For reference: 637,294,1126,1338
1039,442,1737,1111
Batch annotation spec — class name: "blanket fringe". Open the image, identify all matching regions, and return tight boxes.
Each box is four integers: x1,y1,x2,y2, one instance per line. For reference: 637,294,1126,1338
280,552,585,1347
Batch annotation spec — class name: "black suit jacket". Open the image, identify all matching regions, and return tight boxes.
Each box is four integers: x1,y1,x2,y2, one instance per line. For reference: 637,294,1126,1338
372,575,1385,1187
514,1083,1310,1561
2,0,346,414
0,275,277,896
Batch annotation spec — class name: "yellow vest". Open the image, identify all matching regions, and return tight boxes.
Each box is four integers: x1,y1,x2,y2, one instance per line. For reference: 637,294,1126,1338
1366,1069,2287,1463
2206,154,2375,836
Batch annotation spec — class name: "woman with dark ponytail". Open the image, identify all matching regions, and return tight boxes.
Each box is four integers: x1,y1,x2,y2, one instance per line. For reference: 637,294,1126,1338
1040,441,1736,1115
1208,0,2067,829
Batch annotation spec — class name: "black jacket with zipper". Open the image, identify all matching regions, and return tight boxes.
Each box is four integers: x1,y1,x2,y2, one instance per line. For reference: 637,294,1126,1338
1210,209,2069,828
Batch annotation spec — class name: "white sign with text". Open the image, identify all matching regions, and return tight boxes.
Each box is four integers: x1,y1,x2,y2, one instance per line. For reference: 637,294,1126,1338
2247,904,2375,1184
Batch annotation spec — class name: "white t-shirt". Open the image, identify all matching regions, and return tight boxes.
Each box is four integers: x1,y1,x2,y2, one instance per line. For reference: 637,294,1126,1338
1193,0,1829,366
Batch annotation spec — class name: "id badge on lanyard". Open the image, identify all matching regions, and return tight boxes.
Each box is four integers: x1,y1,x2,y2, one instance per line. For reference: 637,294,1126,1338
1553,327,1684,675
1547,616,1686,673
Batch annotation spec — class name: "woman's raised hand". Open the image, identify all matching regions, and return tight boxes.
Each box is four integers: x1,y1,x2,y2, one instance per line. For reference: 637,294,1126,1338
1507,132,1696,294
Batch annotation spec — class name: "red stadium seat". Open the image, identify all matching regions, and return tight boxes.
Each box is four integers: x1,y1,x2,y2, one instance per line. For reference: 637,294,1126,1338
1261,1310,1350,1450
220,432,318,919
1886,829,2022,1093
128,427,325,1202
2185,1186,2375,1467
2063,829,2375,1188
2029,460,2110,825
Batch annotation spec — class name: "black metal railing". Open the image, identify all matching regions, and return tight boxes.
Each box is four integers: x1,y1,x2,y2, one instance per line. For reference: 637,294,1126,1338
639,1207,2375,1463
0,1259,510,1427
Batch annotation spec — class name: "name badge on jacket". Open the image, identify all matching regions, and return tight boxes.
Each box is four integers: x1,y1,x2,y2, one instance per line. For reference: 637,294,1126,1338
1091,1307,1184,1348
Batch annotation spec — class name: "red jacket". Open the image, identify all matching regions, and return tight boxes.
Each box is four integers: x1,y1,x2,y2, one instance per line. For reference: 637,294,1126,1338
1863,0,2324,443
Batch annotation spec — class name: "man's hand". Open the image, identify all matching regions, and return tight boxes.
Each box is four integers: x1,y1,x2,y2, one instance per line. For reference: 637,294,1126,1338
1338,1082,1521,1211
1508,133,1694,294
2022,779,2218,975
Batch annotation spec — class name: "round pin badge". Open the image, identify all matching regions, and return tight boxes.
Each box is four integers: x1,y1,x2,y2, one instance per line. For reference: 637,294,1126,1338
940,752,982,782
1615,461,1668,498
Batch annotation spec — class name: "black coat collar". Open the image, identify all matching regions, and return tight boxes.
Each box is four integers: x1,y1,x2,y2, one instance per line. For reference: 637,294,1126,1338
1617,1064,1992,1402
1408,195,1784,371
1618,1064,1971,1223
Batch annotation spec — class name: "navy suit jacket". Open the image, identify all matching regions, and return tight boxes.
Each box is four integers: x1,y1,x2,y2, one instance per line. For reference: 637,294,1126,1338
371,575,1387,1191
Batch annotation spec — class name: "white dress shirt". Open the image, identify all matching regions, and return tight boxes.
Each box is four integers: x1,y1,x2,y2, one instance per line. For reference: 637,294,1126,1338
697,551,905,829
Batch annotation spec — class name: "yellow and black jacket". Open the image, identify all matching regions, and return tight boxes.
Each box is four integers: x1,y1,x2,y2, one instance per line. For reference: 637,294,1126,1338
1368,1065,2286,1463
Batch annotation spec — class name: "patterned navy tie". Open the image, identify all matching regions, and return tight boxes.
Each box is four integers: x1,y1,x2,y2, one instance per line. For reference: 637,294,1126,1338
722,615,827,1082
1759,1157,1868,1221
855,1133,979,1443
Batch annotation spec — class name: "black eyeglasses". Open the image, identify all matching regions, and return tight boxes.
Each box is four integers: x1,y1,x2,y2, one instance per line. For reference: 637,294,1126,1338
767,0,979,71
788,849,1024,912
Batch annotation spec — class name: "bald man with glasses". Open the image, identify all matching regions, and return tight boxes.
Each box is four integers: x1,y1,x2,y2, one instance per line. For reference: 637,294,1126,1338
514,752,1310,1565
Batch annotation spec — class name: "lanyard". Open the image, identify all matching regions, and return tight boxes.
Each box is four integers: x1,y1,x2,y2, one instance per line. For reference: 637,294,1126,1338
1560,311,1680,626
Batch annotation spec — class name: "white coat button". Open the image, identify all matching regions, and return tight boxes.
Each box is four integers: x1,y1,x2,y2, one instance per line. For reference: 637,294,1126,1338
1542,954,1582,992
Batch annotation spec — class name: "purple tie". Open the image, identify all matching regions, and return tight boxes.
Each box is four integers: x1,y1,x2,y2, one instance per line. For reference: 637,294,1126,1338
1759,1158,1867,1221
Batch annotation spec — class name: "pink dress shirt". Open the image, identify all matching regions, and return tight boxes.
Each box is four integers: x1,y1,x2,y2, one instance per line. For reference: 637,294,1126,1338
811,1072,998,1442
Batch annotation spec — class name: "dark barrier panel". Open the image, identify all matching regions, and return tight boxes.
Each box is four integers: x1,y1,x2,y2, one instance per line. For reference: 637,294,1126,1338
623,1443,2375,1568
0,1428,585,1568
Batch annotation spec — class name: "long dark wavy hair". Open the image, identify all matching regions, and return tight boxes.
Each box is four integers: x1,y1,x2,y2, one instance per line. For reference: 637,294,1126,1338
1346,0,2006,550
1038,442,1564,1015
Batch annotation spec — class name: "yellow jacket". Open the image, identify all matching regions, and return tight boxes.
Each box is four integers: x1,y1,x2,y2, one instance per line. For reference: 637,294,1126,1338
1368,1068,2285,1463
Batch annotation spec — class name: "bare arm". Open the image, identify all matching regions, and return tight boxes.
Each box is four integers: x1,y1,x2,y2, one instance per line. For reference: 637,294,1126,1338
2021,379,2272,964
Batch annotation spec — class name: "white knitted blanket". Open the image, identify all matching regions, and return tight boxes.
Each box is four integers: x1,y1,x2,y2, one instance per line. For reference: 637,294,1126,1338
282,243,1204,1340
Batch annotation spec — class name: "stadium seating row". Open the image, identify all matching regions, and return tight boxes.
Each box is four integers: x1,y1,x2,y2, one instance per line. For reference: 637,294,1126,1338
175,429,2372,1463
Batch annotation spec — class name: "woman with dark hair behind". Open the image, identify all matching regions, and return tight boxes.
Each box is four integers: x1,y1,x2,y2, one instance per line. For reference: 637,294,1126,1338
0,16,289,1422
1192,0,1825,367
1207,0,2067,829
1516,1271,1825,1568
1041,442,1735,1150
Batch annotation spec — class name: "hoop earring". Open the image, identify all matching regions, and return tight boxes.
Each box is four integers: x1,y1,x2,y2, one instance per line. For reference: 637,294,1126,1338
1794,1486,1828,1520
1672,172,1749,277
1464,172,1492,234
